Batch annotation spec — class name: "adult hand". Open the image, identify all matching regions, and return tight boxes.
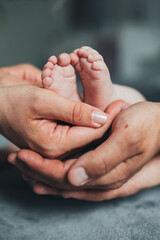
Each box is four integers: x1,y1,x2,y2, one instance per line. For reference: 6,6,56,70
8,101,126,190
8,144,160,201
0,64,42,87
19,153,160,201
66,101,160,190
15,101,160,202
1,84,117,159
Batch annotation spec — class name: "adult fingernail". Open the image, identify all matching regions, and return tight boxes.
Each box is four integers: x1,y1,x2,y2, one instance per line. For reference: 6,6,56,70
92,111,107,127
71,167,89,186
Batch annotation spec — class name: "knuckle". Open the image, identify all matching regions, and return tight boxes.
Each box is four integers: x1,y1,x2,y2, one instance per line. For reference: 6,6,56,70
121,169,131,180
72,102,84,124
95,154,108,176
117,175,127,184
109,182,122,189
117,167,132,182
108,181,124,190
123,127,142,152
110,166,132,186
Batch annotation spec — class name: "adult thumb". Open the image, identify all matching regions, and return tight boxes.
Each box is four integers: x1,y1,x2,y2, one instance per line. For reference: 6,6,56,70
37,89,108,128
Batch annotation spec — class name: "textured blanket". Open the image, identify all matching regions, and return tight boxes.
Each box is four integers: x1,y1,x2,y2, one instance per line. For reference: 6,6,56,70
0,165,160,240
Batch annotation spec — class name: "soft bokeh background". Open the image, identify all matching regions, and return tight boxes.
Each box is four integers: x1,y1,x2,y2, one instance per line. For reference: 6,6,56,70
1,0,160,101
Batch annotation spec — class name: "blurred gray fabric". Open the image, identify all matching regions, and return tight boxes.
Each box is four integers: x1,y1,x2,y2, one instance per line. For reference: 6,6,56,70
1,165,160,240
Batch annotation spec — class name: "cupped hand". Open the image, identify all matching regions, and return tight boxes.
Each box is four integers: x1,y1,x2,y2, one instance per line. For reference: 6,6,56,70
20,153,160,201
66,101,160,190
8,99,160,202
8,142,160,201
8,101,126,190
1,85,122,159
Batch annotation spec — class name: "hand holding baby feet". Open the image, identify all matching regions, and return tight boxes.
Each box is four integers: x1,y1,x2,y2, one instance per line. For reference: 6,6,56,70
42,53,81,101
8,100,126,191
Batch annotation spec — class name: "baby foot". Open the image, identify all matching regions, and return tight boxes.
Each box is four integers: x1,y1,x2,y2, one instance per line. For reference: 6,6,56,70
42,53,81,102
70,46,114,111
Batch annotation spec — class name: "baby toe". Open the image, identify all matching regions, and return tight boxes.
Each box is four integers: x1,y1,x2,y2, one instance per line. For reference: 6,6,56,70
77,48,85,57
42,68,52,79
80,48,100,59
77,46,91,56
42,77,53,88
92,60,106,71
88,53,103,63
58,53,70,67
75,62,82,72
70,53,79,65
43,61,54,70
81,46,92,51
81,50,89,58
73,48,79,55
48,56,57,65
87,48,99,54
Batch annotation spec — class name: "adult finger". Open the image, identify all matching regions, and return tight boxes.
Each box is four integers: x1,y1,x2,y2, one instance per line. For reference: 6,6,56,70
61,100,128,155
8,150,79,190
31,183,124,201
34,88,108,128
8,150,68,183
22,173,34,181
8,151,66,188
0,71,31,87
33,182,61,196
63,154,160,201
61,189,120,201
1,64,42,87
8,149,79,187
